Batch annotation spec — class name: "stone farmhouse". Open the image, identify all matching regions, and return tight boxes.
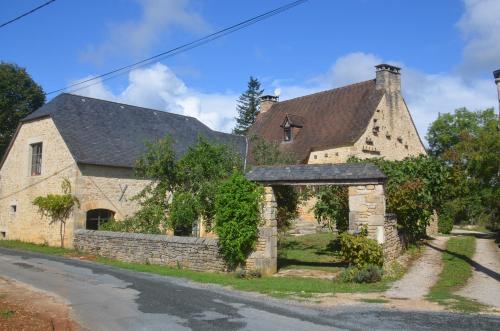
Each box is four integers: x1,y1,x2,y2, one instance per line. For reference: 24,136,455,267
0,94,246,247
248,64,427,233
0,64,428,247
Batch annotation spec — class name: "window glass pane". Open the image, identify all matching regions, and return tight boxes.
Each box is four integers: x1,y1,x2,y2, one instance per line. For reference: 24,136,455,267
30,143,42,176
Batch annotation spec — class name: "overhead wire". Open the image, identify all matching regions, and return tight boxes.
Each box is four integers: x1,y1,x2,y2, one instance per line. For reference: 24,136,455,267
45,0,308,96
0,0,56,29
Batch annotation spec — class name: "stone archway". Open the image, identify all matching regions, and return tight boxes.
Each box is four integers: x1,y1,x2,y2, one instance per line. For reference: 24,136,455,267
86,209,115,230
246,163,390,275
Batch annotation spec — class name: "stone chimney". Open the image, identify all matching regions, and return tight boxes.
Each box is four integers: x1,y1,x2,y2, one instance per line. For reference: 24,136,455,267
375,64,401,93
260,95,279,114
494,69,500,112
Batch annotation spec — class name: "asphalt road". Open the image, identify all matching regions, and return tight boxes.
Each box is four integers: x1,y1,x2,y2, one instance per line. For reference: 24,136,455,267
0,247,499,331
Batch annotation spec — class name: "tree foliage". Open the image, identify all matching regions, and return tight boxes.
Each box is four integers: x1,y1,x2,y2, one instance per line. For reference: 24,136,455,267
233,77,264,135
214,172,263,269
313,186,349,233
249,135,296,166
427,108,499,228
349,156,450,242
32,179,79,247
116,135,241,234
0,62,45,159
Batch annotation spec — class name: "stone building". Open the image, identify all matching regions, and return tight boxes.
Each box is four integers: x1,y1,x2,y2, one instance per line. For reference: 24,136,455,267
248,64,427,233
0,94,246,247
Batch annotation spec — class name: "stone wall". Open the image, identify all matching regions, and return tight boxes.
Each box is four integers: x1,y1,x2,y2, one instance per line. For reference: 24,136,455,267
74,230,227,272
308,93,426,164
0,118,79,247
73,164,150,230
245,186,277,275
348,184,386,242
383,214,403,263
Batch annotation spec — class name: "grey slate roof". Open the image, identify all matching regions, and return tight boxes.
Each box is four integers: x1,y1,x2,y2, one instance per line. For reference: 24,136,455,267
246,163,386,185
22,93,247,168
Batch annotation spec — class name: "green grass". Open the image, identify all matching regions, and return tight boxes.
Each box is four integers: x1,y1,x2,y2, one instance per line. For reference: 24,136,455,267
427,236,486,313
0,240,77,256
0,239,389,298
97,256,389,297
278,233,344,272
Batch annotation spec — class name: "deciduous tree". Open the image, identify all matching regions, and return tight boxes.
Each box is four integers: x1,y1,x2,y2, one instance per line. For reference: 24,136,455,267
0,63,45,159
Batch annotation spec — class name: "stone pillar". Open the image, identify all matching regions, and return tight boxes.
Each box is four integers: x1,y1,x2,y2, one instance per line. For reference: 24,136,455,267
245,186,278,275
348,184,386,243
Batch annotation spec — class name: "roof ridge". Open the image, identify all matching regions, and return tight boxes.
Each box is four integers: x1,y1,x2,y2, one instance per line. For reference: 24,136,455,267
63,93,243,138
273,79,375,107
63,93,201,122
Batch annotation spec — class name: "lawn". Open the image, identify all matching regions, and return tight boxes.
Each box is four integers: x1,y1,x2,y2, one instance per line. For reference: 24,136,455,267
0,239,390,298
278,232,345,272
427,236,486,313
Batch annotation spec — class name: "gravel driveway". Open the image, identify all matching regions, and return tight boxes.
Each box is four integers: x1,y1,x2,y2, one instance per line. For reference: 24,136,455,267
385,236,448,299
455,230,500,308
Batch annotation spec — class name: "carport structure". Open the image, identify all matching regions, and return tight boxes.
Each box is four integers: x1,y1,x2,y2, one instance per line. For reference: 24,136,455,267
245,163,388,275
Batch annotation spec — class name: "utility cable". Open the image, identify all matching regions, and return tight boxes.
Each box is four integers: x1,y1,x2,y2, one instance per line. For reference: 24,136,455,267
0,0,56,29
46,0,308,96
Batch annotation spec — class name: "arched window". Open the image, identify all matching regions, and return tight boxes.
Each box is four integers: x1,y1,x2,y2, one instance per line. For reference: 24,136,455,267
86,209,115,230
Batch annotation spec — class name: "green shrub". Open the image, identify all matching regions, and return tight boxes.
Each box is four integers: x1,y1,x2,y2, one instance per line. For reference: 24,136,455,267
33,179,80,248
438,212,454,234
313,186,349,233
353,265,383,283
338,264,383,283
215,172,263,269
339,232,383,268
169,191,200,235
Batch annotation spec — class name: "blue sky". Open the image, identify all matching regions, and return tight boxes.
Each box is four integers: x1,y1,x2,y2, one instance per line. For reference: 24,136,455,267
1,0,498,137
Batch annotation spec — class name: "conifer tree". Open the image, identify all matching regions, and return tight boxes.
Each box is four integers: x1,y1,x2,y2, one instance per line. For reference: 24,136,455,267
233,76,264,135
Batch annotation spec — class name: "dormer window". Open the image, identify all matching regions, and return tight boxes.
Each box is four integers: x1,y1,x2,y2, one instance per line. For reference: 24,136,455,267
280,114,304,143
283,123,292,142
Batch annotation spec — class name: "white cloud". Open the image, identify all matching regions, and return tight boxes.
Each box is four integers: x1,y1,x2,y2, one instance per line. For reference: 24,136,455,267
81,0,210,65
458,0,500,75
72,63,238,132
271,52,498,142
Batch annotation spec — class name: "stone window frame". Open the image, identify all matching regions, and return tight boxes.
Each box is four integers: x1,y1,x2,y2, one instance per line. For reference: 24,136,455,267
30,142,43,176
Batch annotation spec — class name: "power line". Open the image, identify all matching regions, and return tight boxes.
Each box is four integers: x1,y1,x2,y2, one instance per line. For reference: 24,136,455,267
0,0,56,29
46,0,308,96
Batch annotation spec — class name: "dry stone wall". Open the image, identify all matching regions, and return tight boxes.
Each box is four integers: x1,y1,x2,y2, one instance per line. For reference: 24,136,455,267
383,214,403,263
74,230,227,272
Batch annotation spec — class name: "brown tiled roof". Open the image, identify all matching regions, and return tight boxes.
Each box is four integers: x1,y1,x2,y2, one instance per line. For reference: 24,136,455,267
248,80,384,164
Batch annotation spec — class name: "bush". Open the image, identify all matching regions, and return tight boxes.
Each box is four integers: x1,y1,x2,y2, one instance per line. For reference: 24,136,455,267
215,172,263,269
169,191,200,235
313,186,349,233
338,265,383,283
353,265,383,283
438,211,454,234
349,156,450,243
339,232,383,268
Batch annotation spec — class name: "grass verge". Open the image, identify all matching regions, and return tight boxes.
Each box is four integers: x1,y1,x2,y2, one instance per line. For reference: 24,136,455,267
427,236,486,313
278,233,344,273
0,239,389,298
